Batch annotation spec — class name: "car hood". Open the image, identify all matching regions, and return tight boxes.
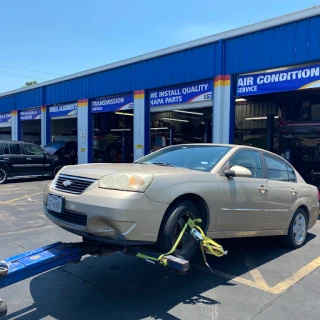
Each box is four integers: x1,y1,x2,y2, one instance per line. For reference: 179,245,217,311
59,163,199,179
43,147,59,155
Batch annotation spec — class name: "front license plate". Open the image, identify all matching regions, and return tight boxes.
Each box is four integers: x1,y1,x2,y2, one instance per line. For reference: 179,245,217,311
47,194,64,213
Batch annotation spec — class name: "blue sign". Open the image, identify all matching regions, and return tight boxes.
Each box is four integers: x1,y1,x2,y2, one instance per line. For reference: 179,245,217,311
49,102,77,118
20,108,41,121
150,80,213,107
0,113,12,123
237,64,320,97
91,94,133,113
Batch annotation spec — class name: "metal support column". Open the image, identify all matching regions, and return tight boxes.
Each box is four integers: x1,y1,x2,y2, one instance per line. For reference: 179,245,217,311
133,90,150,161
266,114,274,152
77,99,89,164
11,110,21,141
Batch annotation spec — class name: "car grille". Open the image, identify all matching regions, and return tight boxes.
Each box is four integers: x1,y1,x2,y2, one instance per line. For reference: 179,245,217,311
53,174,97,194
47,208,87,226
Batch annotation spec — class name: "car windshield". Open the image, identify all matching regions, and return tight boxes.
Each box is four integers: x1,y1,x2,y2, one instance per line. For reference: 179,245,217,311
136,145,232,172
43,141,65,154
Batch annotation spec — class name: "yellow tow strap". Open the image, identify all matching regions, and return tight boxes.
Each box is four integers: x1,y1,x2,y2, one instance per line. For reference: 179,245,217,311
136,218,227,272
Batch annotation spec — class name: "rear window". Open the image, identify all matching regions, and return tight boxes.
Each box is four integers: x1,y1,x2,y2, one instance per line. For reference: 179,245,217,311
264,154,289,181
3,144,9,154
9,143,21,155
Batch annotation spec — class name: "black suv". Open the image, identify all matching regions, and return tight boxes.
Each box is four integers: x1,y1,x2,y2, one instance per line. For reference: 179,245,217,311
0,140,67,184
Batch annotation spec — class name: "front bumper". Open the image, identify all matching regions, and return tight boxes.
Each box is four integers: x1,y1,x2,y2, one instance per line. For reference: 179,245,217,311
43,182,169,243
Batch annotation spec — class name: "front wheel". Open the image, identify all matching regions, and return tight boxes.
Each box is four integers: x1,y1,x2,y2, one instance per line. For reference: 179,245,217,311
52,166,63,177
281,208,308,249
0,167,8,185
157,200,202,261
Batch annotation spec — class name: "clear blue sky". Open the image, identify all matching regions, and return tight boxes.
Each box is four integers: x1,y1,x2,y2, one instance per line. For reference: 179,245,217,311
1,0,320,93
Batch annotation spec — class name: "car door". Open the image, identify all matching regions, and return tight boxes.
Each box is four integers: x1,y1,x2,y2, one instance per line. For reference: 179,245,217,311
23,143,47,174
3,142,25,174
216,149,269,231
262,153,299,230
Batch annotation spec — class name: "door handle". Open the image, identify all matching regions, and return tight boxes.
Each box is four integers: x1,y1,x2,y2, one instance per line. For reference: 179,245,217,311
3,158,9,160
26,158,32,161
291,188,297,195
259,185,268,193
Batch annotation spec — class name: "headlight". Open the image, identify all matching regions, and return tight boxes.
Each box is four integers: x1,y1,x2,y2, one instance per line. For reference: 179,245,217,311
98,173,154,192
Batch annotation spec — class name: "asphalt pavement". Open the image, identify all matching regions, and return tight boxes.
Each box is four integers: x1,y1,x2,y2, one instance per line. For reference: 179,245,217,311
0,177,319,320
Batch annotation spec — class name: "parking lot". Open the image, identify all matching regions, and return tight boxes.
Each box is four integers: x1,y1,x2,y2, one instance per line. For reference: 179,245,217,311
0,179,319,320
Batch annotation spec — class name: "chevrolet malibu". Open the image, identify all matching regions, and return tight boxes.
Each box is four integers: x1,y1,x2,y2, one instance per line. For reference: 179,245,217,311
43,144,319,260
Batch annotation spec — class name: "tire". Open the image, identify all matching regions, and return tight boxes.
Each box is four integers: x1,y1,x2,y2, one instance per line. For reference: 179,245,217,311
53,166,63,177
157,200,202,261
281,208,308,249
0,166,8,185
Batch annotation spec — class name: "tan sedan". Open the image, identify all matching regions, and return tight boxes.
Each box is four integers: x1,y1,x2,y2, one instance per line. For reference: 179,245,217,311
43,144,319,260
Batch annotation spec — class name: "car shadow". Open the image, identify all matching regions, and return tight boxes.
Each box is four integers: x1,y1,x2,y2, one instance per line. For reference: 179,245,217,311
6,176,52,184
196,232,317,278
3,232,317,319
3,256,229,320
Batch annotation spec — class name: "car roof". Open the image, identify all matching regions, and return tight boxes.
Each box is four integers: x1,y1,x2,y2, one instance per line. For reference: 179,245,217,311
0,140,38,145
165,143,291,163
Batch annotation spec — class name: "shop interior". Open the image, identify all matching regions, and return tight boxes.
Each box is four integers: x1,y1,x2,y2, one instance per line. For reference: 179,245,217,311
0,127,11,140
150,107,212,151
21,120,41,145
51,118,77,143
235,89,320,186
93,110,133,163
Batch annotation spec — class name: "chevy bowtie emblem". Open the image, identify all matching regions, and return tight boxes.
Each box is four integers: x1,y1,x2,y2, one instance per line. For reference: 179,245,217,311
62,180,73,187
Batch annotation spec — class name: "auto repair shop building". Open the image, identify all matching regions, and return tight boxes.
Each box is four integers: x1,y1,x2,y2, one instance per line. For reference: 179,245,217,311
1,7,320,184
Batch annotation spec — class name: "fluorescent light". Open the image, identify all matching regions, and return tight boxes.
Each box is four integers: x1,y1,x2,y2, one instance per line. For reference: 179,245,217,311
161,117,189,123
110,129,131,132
245,116,279,121
173,110,204,115
114,112,133,116
236,98,247,102
151,127,169,130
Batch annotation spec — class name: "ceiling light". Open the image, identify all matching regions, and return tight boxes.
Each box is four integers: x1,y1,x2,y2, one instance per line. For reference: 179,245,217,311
236,98,247,102
110,129,131,132
114,112,133,116
151,127,169,130
161,118,189,123
245,116,279,121
173,110,204,115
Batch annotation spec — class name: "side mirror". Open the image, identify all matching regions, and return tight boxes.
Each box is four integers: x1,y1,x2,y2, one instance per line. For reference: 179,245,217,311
225,165,252,178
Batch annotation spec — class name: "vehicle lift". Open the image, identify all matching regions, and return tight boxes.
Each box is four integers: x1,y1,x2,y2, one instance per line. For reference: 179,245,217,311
0,218,227,318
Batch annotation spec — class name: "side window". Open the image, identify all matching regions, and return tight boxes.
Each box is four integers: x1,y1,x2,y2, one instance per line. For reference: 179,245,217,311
286,164,296,182
264,154,289,181
23,144,44,156
9,143,21,155
227,150,263,178
3,144,9,155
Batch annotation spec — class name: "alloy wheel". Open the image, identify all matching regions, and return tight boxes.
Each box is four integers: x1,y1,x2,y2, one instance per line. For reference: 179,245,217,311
293,213,307,244
0,169,6,184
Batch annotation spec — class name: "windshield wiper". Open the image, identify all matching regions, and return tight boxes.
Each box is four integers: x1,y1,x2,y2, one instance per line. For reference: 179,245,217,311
149,162,175,167
134,161,175,167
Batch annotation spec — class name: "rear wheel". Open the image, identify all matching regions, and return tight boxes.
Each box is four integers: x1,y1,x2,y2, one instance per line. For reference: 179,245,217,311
157,200,202,261
0,167,8,185
281,208,308,249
